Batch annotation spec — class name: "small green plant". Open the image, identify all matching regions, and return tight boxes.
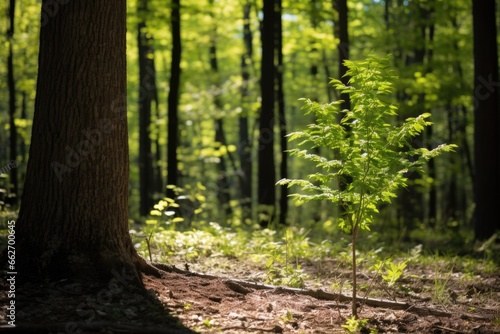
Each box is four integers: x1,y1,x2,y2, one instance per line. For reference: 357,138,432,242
265,259,308,288
432,275,450,305
371,258,407,287
342,316,369,333
202,318,216,328
278,54,456,317
280,310,294,323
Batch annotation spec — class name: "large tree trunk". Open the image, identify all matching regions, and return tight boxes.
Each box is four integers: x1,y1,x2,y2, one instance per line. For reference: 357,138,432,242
138,0,156,216
472,0,500,241
258,0,276,227
167,0,182,197
11,0,149,284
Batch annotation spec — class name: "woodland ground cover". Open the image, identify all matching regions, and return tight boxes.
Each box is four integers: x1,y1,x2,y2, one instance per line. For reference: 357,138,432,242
1,210,499,333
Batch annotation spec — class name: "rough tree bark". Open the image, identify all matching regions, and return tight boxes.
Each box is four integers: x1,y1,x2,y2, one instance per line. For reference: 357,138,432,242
9,0,152,283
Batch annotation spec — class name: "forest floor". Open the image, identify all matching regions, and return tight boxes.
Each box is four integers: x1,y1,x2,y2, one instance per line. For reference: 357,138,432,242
0,254,499,334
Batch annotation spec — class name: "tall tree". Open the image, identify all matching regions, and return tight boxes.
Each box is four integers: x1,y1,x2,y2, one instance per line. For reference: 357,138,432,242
276,0,287,226
239,0,253,221
334,0,350,112
7,0,18,204
209,0,233,217
167,0,182,197
472,0,500,240
11,0,152,282
138,0,156,216
423,2,437,226
333,0,351,217
258,0,276,226
395,1,427,232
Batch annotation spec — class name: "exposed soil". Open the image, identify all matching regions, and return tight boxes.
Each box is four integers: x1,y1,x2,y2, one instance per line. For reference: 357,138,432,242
0,259,499,333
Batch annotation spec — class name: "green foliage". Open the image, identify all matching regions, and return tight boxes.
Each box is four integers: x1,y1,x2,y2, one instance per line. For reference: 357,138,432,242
278,54,457,316
278,54,456,234
370,258,407,287
342,316,371,334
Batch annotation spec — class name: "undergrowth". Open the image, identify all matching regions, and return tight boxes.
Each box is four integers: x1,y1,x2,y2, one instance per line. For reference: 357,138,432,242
129,218,498,292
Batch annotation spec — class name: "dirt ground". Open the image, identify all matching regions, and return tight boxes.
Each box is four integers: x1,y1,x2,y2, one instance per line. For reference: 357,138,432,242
0,260,499,333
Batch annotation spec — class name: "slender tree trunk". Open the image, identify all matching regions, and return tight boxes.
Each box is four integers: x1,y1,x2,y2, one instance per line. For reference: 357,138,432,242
258,0,276,227
239,1,253,221
334,0,350,112
448,15,475,225
322,49,335,102
154,98,163,194
275,0,287,226
333,0,351,217
167,0,182,197
472,0,500,240
138,0,156,216
10,0,151,283
208,0,233,217
20,92,27,165
425,4,437,226
7,0,18,205
398,0,427,232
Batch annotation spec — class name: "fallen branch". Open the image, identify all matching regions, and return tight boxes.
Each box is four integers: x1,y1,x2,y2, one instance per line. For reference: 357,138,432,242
150,262,490,321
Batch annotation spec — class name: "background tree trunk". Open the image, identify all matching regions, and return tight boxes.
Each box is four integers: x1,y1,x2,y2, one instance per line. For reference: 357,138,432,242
138,0,156,216
472,0,500,241
209,0,233,218
7,0,18,205
258,0,276,227
167,0,182,197
276,0,287,226
333,0,351,217
12,0,147,283
239,1,253,222
334,0,350,112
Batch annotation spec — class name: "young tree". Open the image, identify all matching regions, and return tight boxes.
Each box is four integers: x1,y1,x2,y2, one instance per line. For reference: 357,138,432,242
9,0,152,283
472,0,500,240
279,55,455,317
